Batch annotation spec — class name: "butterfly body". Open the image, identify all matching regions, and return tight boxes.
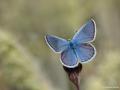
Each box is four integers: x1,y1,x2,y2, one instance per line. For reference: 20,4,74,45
69,42,75,49
69,41,78,58
45,19,96,68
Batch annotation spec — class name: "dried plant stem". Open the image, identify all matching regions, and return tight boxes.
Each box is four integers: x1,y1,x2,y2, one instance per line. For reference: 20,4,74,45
63,63,82,90
76,85,80,90
76,77,80,90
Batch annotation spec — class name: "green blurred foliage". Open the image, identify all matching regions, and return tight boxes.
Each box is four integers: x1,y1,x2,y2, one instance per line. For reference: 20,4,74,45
0,0,120,90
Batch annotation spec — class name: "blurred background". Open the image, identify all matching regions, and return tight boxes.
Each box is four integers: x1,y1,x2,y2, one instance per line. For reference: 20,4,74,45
0,0,120,90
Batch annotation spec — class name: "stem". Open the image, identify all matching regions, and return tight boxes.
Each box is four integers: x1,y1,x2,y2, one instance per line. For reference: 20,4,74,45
63,63,82,90
76,85,80,90
76,77,80,90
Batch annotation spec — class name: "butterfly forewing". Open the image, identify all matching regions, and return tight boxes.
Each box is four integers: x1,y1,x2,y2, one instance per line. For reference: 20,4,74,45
45,35,68,52
72,19,96,44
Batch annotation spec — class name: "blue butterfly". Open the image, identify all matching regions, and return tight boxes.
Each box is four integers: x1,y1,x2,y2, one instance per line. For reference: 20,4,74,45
45,19,96,68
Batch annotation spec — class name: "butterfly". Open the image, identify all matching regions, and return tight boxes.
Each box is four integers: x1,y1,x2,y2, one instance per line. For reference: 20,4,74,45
45,19,96,68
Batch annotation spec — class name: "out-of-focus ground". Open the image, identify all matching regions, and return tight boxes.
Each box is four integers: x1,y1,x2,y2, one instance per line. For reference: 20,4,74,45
0,0,120,90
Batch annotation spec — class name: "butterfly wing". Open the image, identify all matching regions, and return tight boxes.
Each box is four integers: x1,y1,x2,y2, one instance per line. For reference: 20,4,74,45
61,47,78,68
75,43,96,63
45,35,68,52
72,19,96,44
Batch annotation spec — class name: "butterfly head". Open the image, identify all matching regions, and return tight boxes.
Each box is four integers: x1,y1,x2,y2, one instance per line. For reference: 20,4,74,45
68,39,71,42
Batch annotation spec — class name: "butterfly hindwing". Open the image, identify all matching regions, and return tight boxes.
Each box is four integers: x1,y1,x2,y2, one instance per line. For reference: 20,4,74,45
75,43,96,63
72,19,96,44
61,47,78,68
45,35,68,52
